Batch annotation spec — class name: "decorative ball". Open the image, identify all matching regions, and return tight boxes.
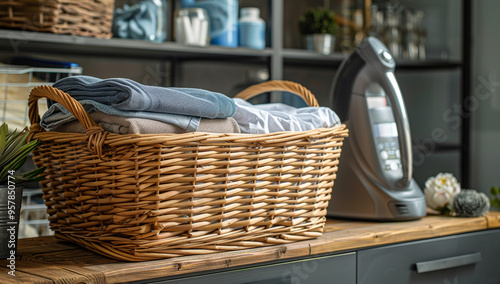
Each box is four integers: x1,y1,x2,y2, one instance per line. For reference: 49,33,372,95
450,189,490,217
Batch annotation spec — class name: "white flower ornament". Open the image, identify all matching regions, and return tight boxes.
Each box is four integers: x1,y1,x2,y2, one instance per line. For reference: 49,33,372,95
424,172,461,212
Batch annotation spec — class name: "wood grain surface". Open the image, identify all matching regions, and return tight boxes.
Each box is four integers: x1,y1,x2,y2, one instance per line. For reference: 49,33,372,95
485,211,500,228
1,213,499,283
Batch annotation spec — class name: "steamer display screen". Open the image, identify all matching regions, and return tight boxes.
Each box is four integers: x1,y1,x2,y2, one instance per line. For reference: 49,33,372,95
373,122,398,138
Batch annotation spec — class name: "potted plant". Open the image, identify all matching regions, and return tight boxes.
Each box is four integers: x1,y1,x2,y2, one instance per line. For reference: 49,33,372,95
1,123,43,259
298,7,339,55
491,186,500,211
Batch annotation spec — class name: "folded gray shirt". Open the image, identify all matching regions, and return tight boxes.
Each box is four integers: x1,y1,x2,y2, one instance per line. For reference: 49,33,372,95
42,100,200,132
51,75,236,119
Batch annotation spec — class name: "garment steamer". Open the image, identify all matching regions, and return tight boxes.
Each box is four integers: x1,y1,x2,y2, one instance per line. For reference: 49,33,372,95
328,37,426,221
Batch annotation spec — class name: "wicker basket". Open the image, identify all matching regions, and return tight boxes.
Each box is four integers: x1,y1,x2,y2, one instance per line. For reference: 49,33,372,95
0,0,114,38
27,81,348,261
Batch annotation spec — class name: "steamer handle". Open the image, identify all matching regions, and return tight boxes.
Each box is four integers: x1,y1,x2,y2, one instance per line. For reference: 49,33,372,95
235,80,320,107
28,85,107,159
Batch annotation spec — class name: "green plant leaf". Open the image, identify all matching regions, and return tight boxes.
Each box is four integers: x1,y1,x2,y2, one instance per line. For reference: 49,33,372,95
298,8,338,35
14,167,45,183
0,134,34,169
491,198,500,209
0,130,29,168
23,167,45,179
0,123,8,155
0,152,28,181
0,124,42,184
491,186,500,196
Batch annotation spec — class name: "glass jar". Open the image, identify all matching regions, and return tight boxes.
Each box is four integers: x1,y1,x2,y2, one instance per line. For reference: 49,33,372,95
175,8,210,46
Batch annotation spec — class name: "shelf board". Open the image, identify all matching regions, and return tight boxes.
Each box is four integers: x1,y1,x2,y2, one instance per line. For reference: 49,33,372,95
0,29,462,68
282,49,347,67
283,48,462,70
413,141,461,152
395,59,463,70
0,29,273,61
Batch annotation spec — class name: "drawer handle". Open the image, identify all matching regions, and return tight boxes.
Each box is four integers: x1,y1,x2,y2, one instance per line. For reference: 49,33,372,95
243,278,289,284
416,252,482,273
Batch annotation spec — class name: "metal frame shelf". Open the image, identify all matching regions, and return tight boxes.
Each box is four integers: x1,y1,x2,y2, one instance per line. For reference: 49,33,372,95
0,0,471,185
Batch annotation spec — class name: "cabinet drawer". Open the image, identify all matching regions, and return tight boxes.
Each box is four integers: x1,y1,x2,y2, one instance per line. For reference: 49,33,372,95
358,229,500,284
156,252,356,284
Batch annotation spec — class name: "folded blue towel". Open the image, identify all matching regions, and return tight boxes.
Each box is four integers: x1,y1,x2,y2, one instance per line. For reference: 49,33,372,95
113,0,159,41
42,100,200,132
51,76,236,119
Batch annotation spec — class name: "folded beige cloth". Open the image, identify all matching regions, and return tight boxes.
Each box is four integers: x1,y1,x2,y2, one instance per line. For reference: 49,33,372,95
50,111,241,134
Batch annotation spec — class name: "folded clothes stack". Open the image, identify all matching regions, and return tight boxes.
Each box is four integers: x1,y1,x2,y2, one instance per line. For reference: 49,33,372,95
43,75,238,133
42,76,341,134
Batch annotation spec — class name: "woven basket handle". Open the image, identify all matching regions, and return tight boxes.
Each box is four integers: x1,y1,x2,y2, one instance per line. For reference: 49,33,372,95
234,80,320,107
28,85,107,158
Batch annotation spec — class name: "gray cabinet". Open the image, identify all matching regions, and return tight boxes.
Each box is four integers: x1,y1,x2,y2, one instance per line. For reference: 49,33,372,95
156,253,356,284
358,229,500,284
142,229,500,283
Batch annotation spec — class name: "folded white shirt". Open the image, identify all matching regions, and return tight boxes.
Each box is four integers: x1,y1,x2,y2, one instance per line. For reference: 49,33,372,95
233,98,341,134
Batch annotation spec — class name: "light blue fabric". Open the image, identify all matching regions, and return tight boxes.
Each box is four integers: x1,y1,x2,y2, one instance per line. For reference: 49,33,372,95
113,0,161,41
41,100,200,132
233,98,341,134
51,75,236,119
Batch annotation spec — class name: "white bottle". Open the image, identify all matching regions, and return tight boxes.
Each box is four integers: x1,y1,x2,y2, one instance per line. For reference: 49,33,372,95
238,7,265,49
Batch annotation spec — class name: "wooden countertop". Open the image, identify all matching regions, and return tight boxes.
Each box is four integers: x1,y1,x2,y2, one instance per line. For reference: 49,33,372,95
2,211,500,283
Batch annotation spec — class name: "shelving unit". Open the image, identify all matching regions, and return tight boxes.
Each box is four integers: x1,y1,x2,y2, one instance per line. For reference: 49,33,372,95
280,0,469,187
0,29,273,60
0,0,470,187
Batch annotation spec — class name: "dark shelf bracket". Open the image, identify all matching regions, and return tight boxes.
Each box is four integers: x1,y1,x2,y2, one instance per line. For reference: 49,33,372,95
461,0,472,187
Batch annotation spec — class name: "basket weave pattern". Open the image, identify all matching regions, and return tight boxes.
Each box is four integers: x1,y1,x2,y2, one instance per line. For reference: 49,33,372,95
28,81,348,261
0,0,114,38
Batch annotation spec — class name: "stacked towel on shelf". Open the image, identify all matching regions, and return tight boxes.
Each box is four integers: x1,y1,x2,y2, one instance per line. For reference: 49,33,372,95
113,0,161,41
